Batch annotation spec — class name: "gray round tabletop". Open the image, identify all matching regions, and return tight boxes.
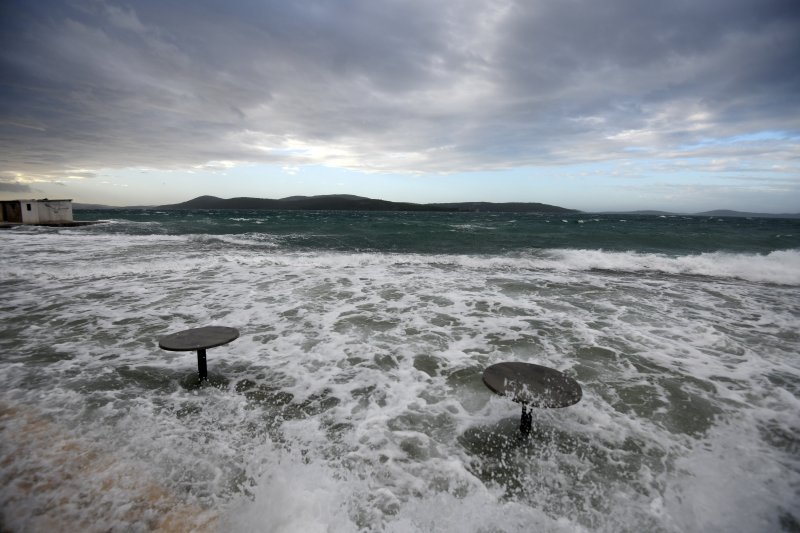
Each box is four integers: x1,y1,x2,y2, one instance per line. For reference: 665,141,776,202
482,362,582,408
159,326,240,352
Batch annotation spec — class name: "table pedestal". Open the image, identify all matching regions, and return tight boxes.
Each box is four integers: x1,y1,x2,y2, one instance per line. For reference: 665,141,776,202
197,348,208,381
520,404,533,435
159,326,240,383
482,362,582,436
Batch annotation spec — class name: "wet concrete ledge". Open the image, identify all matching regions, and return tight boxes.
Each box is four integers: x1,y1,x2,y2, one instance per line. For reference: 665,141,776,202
0,221,101,229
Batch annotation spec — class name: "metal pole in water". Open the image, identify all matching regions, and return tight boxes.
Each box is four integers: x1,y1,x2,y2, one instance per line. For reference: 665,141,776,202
520,403,532,435
197,348,208,381
482,362,582,438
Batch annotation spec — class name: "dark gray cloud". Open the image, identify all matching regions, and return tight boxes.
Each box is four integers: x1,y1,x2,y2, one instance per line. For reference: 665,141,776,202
0,179,34,193
1,0,798,183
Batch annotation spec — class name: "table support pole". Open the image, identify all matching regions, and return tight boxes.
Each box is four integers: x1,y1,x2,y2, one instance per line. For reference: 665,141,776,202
197,348,208,381
520,403,532,436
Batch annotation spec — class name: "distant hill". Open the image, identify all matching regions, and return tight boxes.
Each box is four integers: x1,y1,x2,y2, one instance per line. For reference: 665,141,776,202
614,210,677,216
693,210,800,219
158,195,578,213
429,201,577,213
596,209,800,219
73,203,155,210
73,198,797,218
72,203,114,210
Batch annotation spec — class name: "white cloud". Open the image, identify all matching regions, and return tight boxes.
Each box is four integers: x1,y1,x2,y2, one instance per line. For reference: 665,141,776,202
0,0,797,206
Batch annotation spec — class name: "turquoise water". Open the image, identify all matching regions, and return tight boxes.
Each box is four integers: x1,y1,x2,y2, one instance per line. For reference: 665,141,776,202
75,209,800,254
1,210,798,532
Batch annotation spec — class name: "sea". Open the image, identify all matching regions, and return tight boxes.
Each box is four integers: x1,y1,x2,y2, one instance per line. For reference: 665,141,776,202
1,209,798,533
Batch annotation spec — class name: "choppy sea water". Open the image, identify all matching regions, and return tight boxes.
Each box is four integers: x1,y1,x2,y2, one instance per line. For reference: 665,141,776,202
1,210,799,532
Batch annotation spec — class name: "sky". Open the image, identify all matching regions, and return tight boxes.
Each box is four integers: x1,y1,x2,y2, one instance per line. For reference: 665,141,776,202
1,0,799,213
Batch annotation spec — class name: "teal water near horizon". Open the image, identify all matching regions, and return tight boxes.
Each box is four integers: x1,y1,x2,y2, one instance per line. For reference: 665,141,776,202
74,209,800,255
1,210,799,532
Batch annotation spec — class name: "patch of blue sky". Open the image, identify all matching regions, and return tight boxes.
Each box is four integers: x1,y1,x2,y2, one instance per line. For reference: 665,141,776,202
677,130,797,151
622,146,651,153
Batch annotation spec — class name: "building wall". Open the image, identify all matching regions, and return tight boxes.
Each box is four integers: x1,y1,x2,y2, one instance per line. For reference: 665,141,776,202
11,200,74,224
38,200,73,222
1,201,22,223
20,201,40,223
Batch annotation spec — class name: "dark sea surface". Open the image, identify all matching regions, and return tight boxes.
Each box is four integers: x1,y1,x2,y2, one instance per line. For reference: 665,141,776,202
1,210,798,532
72,209,800,254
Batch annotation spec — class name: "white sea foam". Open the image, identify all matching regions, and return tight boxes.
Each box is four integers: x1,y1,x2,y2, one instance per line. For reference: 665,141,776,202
540,248,800,285
228,444,576,533
1,230,798,531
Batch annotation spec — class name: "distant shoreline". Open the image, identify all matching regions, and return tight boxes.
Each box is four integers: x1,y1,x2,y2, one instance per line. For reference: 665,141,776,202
0,221,101,229
70,194,800,218
78,194,580,214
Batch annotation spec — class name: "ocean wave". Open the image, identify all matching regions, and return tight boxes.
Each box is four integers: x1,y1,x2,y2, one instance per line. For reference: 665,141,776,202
3,228,798,285
279,248,800,285
196,247,800,286
539,248,800,285
201,246,800,286
2,227,798,531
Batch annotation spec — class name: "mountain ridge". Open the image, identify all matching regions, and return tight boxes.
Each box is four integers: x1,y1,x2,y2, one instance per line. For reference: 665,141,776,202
156,194,579,213
71,196,800,218
596,209,800,219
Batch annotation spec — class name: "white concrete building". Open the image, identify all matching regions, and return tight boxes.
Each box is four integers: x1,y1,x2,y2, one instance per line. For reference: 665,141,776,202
0,199,74,224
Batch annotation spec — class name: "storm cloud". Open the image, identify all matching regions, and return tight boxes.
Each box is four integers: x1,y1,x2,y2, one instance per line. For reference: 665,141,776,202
1,0,798,184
